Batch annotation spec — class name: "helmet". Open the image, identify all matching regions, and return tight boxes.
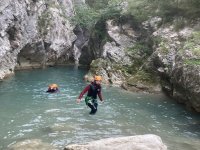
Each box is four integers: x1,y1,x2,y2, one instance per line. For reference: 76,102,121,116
94,76,102,81
49,84,58,88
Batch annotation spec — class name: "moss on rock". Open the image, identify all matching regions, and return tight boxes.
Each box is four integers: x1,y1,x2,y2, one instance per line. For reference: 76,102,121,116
38,10,52,37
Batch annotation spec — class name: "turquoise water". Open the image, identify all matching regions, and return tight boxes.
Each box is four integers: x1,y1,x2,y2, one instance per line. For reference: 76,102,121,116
0,66,200,150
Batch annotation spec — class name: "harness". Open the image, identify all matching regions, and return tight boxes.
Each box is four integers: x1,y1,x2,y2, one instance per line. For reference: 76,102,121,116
85,83,100,105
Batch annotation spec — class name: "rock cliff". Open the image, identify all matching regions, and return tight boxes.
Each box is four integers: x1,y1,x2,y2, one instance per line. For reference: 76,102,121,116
0,0,78,79
86,16,200,112
146,20,200,112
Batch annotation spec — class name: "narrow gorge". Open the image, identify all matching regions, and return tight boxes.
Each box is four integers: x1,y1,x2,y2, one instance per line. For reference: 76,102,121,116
0,0,200,150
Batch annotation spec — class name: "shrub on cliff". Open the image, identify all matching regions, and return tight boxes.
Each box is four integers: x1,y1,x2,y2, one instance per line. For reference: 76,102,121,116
72,0,122,29
126,0,200,23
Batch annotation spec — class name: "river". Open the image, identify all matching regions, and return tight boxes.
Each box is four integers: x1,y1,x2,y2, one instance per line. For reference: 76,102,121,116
0,66,199,150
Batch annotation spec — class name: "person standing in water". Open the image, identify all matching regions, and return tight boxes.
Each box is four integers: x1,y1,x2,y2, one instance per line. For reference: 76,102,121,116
77,76,104,115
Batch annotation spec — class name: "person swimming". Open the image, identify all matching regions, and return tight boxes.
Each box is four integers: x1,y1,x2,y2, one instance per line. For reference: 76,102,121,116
46,84,59,93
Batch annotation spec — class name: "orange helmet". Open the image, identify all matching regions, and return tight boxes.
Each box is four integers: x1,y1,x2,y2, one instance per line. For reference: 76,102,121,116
94,76,102,81
49,84,58,88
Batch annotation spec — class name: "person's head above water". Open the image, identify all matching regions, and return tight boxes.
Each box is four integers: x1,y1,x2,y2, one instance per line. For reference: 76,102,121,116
94,75,102,85
47,84,59,93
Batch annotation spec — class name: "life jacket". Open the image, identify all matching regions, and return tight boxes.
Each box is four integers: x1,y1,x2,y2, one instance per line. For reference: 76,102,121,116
87,82,101,99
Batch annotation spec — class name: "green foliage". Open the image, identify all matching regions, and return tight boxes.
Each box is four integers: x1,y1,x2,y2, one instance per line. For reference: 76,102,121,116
128,70,158,85
174,17,186,31
152,37,169,54
126,0,153,22
126,0,200,23
127,42,152,56
86,0,109,10
71,5,100,29
76,0,197,29
98,2,122,21
135,70,154,83
125,61,143,75
152,37,162,46
92,22,109,42
187,32,200,44
152,0,200,20
72,0,122,29
184,59,200,65
159,41,169,54
184,31,200,57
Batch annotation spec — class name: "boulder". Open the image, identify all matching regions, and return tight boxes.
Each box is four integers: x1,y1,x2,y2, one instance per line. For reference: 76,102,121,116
64,134,167,150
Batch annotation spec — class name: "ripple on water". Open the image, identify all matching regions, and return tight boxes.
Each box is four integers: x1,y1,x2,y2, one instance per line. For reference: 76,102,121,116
19,129,33,133
21,124,35,128
56,117,71,122
45,109,60,113
31,116,42,123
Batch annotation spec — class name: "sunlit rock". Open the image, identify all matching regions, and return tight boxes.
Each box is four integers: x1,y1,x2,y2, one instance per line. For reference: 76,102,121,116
64,134,167,150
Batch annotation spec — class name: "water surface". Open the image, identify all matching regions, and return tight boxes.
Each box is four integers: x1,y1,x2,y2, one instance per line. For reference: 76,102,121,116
0,66,200,150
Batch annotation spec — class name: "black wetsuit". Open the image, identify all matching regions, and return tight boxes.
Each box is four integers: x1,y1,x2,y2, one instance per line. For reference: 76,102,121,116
46,88,58,93
79,82,103,114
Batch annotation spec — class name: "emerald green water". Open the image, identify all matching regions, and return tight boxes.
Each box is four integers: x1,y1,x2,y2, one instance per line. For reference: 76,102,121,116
0,66,200,150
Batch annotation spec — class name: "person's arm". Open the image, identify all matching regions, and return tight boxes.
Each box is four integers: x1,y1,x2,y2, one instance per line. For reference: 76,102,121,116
97,88,103,102
76,85,90,103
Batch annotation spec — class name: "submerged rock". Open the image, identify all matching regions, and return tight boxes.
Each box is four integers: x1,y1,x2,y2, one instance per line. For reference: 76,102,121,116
42,123,77,133
64,134,167,150
8,139,58,150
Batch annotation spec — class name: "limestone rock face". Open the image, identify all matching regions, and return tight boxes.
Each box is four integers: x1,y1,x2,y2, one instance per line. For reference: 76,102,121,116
0,0,76,79
106,20,136,49
146,22,200,111
88,58,126,85
64,134,167,150
103,42,131,65
87,19,138,85
103,20,134,65
86,15,200,111
73,26,90,65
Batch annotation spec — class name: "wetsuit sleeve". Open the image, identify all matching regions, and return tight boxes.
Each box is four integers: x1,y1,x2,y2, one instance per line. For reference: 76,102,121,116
78,85,90,99
98,88,103,101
